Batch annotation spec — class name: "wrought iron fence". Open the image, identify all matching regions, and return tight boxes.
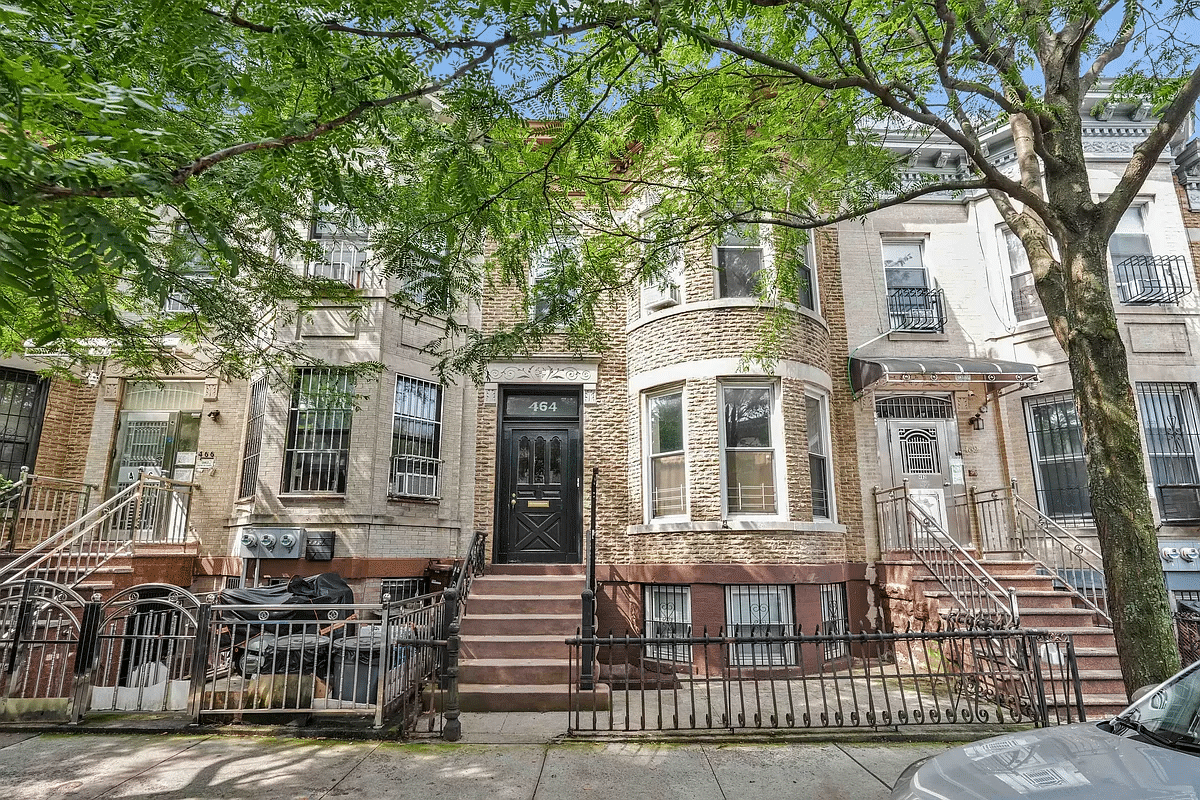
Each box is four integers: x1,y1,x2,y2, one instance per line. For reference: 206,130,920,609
567,623,1085,734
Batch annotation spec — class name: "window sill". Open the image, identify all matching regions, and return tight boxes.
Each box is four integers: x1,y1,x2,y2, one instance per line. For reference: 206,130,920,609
278,492,346,501
628,520,847,535
887,331,948,342
387,495,441,504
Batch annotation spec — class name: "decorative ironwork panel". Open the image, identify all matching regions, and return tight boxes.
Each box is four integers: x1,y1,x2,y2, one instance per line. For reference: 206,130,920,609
899,428,939,474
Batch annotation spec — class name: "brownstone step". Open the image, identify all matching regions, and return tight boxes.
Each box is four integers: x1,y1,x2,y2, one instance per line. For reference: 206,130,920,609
486,564,585,576
468,593,580,615
461,635,570,660
1073,647,1121,672
459,658,572,685
1016,608,1104,627
472,574,585,594
460,613,580,637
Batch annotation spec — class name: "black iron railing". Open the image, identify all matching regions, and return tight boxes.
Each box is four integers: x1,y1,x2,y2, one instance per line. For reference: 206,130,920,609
581,467,599,690
887,287,946,332
567,622,1085,734
1114,255,1192,304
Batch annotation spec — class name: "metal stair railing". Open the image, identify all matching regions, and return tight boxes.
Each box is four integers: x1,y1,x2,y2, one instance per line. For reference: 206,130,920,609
875,482,1019,627
972,483,1111,626
1,468,95,552
0,471,194,590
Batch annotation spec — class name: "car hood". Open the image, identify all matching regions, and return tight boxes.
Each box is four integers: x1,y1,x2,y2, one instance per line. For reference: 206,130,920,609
894,723,1200,799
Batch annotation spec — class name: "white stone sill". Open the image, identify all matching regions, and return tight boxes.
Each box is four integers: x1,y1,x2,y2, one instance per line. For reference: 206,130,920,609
626,520,848,536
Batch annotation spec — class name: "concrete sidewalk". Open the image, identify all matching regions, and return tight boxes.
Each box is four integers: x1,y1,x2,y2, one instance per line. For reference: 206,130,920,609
0,717,966,800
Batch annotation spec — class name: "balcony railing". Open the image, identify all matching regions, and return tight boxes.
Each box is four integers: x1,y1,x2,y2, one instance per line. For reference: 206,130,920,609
887,287,946,332
1114,255,1192,304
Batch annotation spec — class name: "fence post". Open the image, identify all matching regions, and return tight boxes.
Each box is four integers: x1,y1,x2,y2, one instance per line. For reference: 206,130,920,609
188,603,212,722
580,468,598,690
1025,633,1049,727
69,599,103,724
1066,636,1086,723
374,598,392,729
442,588,462,741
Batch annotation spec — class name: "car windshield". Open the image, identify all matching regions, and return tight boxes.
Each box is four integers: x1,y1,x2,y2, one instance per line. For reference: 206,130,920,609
1120,661,1200,746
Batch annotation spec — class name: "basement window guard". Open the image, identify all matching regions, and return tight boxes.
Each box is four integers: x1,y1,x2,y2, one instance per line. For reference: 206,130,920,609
1136,382,1200,522
1024,392,1093,524
381,577,428,603
282,368,354,494
819,582,849,660
725,584,795,667
390,376,442,499
644,584,692,662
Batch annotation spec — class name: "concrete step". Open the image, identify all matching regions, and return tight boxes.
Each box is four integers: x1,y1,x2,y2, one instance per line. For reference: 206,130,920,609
467,593,581,615
456,683,610,712
486,564,585,576
461,635,570,660
1016,608,1105,627
460,613,580,637
459,658,572,685
1073,647,1121,672
472,574,585,594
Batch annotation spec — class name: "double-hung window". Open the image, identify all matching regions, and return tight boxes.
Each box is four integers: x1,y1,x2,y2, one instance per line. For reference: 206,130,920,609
164,221,213,313
530,230,580,321
1110,205,1191,304
640,211,684,312
1000,227,1040,322
721,383,778,515
644,585,691,662
726,585,795,666
797,238,819,312
390,376,442,499
309,207,375,289
716,227,765,299
806,393,832,520
0,368,46,481
1024,393,1092,523
883,240,944,332
283,368,354,494
647,390,686,518
1136,382,1200,521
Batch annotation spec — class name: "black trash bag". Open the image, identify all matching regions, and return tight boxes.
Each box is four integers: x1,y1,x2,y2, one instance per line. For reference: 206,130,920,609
218,572,355,622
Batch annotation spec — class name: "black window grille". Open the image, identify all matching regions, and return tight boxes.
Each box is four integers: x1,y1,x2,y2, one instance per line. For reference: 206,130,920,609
238,377,267,499
283,368,354,494
819,582,849,659
725,584,795,666
0,369,47,481
644,584,692,662
1136,382,1200,522
1024,393,1092,524
875,396,954,419
390,376,442,499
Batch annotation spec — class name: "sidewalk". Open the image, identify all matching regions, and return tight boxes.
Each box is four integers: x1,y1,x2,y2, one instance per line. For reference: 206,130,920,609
0,714,972,800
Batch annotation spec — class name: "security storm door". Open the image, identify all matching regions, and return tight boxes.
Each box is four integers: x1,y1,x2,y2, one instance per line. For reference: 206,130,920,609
497,391,582,563
878,401,965,544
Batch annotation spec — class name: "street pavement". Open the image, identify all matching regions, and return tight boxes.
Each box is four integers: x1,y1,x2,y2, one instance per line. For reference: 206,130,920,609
0,713,971,800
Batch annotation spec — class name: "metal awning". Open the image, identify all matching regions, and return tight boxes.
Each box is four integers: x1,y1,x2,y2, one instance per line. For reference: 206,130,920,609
850,356,1039,394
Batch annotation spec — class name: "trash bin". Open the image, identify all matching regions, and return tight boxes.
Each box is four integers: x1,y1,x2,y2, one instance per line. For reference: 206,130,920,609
241,632,331,677
330,634,384,703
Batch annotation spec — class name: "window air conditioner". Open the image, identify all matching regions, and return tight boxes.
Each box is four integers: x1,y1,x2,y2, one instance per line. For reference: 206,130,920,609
644,282,681,310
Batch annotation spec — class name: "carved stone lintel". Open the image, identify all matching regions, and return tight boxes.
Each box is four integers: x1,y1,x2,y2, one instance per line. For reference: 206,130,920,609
483,385,498,405
485,361,599,385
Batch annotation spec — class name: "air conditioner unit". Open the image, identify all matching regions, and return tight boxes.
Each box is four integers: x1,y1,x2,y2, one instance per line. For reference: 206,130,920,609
644,282,681,310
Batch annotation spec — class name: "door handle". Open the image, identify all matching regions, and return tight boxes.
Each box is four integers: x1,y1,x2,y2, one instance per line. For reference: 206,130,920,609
510,493,517,508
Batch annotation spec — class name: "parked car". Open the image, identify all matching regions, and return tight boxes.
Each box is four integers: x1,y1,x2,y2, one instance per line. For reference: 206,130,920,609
892,661,1200,799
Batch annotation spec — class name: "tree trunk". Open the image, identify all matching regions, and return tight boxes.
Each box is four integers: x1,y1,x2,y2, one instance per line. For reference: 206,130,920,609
1052,238,1180,695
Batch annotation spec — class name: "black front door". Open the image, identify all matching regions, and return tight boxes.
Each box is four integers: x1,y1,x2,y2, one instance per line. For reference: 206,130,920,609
497,414,582,563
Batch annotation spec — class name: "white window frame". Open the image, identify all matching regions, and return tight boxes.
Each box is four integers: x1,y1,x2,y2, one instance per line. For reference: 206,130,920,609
644,387,688,522
998,226,1043,324
530,229,581,321
639,210,684,312
390,375,443,500
796,236,819,314
307,205,379,290
719,380,785,518
713,224,774,300
806,390,835,522
643,584,692,662
725,584,795,666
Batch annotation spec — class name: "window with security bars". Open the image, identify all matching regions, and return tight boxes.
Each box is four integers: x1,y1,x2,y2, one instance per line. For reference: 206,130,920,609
647,390,686,518
308,207,377,289
875,396,954,419
1136,382,1200,521
819,582,849,660
1024,393,1092,523
390,376,442,499
238,377,268,499
722,384,777,514
644,585,692,662
725,585,795,666
283,368,354,494
0,369,46,481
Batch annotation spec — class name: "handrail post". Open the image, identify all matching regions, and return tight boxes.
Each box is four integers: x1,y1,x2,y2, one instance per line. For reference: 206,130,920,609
374,598,392,728
580,467,598,691
188,602,212,722
441,589,463,741
69,599,104,724
6,467,29,552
